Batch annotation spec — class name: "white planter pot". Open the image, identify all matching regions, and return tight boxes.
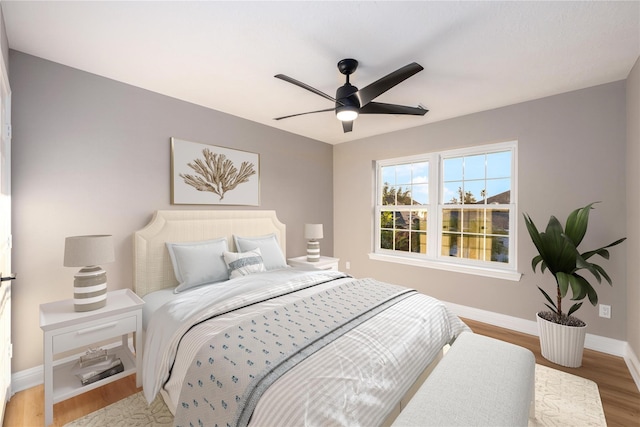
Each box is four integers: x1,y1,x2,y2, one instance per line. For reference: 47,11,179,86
536,312,587,368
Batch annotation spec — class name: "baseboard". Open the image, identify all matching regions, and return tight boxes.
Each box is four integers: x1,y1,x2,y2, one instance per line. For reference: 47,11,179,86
445,301,630,357
625,343,640,392
11,364,42,395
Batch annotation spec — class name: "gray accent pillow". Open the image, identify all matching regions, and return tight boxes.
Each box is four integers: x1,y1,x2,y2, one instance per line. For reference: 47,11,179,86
234,233,287,270
166,237,229,293
223,248,266,279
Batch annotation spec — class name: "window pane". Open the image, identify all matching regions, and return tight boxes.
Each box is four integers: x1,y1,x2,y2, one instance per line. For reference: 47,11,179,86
443,157,463,181
395,231,410,251
485,179,511,203
411,231,427,254
396,187,412,206
412,184,428,205
442,209,461,232
380,211,393,228
396,164,412,185
381,230,393,249
410,210,428,231
462,181,485,204
486,151,511,179
464,209,484,233
442,233,459,257
382,184,395,205
490,236,509,263
443,181,463,204
412,162,429,183
464,154,485,180
463,234,485,260
395,211,410,229
487,209,509,235
381,166,396,185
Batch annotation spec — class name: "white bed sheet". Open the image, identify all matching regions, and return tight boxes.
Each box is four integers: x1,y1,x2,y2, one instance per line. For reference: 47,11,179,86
141,287,176,330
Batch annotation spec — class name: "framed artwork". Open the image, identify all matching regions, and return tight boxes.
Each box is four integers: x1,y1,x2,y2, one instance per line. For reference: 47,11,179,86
171,138,260,206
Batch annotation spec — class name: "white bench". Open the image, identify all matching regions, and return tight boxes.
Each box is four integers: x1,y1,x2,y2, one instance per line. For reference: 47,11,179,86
392,331,535,427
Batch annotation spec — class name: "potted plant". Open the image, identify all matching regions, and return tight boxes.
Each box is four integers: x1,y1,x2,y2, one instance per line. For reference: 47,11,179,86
523,202,625,367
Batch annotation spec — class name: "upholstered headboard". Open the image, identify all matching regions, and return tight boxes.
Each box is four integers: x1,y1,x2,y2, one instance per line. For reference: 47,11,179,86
133,210,286,297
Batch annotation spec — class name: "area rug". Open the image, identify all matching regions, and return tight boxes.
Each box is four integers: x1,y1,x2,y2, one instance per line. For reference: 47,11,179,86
64,364,606,427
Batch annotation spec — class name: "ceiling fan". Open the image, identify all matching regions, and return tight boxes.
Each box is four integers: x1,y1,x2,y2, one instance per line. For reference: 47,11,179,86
274,59,428,133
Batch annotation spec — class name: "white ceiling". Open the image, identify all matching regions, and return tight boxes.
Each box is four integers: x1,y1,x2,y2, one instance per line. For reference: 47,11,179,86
2,1,639,144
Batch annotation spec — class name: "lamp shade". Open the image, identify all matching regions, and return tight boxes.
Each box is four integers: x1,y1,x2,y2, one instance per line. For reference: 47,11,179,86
64,235,115,267
304,224,323,240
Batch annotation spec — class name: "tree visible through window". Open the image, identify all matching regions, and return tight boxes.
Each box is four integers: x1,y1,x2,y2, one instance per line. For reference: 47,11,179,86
374,141,516,275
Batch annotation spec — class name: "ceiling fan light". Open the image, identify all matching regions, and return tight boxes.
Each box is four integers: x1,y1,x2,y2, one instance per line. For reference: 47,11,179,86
336,107,358,122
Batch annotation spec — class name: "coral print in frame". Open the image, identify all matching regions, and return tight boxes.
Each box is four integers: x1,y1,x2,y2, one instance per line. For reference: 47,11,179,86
171,138,260,206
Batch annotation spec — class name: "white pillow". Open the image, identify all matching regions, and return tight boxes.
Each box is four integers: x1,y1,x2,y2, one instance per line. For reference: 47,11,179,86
166,238,229,293
224,248,266,279
234,233,287,270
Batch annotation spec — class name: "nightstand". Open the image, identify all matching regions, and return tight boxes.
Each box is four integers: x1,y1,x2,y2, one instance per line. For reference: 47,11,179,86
288,255,340,271
39,289,144,426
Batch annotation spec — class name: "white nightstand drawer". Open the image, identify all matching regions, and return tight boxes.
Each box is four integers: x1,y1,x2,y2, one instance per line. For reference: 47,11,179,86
311,263,336,271
52,315,136,354
287,256,340,271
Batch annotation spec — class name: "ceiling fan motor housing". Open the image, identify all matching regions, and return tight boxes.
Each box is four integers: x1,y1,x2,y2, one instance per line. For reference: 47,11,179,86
335,83,359,120
336,83,359,109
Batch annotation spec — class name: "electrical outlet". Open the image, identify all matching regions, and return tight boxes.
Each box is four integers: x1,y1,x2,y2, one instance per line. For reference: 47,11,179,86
599,304,611,319
345,261,351,270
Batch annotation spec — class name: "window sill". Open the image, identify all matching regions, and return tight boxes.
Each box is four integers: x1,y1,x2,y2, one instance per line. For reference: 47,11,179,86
368,253,522,282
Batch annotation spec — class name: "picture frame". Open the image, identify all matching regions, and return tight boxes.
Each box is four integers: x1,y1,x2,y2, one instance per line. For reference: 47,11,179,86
171,137,260,206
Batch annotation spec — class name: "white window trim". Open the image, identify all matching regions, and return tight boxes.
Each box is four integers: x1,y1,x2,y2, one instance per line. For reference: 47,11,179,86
370,140,521,281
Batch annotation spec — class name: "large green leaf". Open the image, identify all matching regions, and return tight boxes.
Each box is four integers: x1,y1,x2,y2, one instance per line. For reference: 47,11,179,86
538,217,576,274
564,203,596,246
567,302,583,317
582,238,626,261
568,274,587,300
556,272,571,298
592,263,613,286
538,286,558,314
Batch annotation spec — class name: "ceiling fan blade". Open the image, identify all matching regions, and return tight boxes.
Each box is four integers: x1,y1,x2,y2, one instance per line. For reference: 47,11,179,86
355,62,424,107
274,108,335,121
275,74,339,104
359,102,428,116
342,120,353,133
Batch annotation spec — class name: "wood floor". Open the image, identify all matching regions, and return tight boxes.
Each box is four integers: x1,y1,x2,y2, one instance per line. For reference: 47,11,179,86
3,319,639,427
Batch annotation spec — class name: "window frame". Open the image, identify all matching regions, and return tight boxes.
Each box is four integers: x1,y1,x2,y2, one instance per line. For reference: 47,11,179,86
370,141,521,281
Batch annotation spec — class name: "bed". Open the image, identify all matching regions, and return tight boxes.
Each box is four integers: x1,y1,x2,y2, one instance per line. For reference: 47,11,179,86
134,210,470,427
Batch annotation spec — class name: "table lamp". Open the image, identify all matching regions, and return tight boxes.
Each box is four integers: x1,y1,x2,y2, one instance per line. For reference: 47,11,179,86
304,224,323,262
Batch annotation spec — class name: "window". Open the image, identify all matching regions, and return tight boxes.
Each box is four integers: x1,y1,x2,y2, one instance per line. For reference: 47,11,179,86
372,141,519,280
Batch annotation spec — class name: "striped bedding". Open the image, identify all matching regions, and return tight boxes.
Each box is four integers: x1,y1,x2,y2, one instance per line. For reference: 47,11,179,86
142,269,470,427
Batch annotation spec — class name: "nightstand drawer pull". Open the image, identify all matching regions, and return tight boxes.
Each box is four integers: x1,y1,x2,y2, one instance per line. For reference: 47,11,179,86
76,322,118,335
52,315,137,353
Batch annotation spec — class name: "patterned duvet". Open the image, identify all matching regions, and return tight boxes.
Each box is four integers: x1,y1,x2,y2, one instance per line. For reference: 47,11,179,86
142,269,469,427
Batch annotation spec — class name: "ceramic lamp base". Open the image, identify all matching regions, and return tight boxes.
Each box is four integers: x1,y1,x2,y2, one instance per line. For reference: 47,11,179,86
74,266,107,312
307,240,320,262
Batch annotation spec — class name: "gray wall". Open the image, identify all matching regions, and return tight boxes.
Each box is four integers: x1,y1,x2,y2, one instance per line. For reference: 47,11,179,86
626,57,640,360
9,50,334,372
334,81,628,340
